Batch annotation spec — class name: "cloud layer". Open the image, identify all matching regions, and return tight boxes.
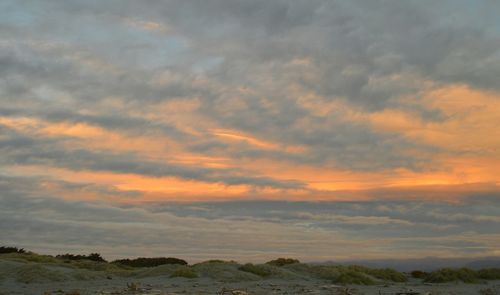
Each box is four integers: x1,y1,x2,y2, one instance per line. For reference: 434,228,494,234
1,0,499,259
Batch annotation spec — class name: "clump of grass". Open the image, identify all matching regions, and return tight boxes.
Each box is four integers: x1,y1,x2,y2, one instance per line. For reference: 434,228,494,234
266,258,300,267
335,270,375,285
424,268,479,283
238,263,273,277
170,266,198,278
410,270,428,279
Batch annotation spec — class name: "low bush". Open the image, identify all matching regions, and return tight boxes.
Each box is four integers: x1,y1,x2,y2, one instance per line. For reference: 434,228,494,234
266,258,300,267
112,257,187,268
56,253,106,263
0,246,26,254
170,266,198,278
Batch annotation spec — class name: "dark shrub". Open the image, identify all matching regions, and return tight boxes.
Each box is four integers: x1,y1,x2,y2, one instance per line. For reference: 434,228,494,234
0,246,26,254
411,270,428,279
112,257,188,268
266,258,300,267
56,253,106,263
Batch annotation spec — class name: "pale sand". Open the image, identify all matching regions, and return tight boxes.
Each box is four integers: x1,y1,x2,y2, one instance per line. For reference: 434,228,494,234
2,276,499,294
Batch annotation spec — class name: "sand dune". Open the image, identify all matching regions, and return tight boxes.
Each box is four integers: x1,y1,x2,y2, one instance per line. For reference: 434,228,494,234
1,254,499,294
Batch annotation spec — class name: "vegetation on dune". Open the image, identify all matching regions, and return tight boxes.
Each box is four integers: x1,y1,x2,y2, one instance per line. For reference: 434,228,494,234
477,268,500,280
69,259,134,274
170,266,198,278
348,266,407,282
305,265,376,285
56,253,107,263
112,257,188,268
266,258,300,267
193,259,237,265
135,264,179,278
283,263,406,284
238,263,274,277
3,248,500,285
0,246,26,254
192,260,239,267
423,267,500,283
191,259,241,271
335,270,375,285
424,268,479,283
0,252,61,264
192,260,261,282
303,265,340,280
410,270,428,279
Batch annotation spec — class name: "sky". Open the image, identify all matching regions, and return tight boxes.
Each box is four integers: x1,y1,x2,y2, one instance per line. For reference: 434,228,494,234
1,0,500,262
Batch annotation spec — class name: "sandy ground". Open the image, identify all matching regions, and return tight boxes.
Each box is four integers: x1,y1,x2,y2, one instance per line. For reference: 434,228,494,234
1,276,499,295
1,259,499,294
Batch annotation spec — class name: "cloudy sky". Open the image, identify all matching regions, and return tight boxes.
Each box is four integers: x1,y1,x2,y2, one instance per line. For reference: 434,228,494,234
1,0,500,262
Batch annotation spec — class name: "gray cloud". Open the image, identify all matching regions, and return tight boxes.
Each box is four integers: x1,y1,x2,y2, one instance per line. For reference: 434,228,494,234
3,0,495,171
1,174,499,261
